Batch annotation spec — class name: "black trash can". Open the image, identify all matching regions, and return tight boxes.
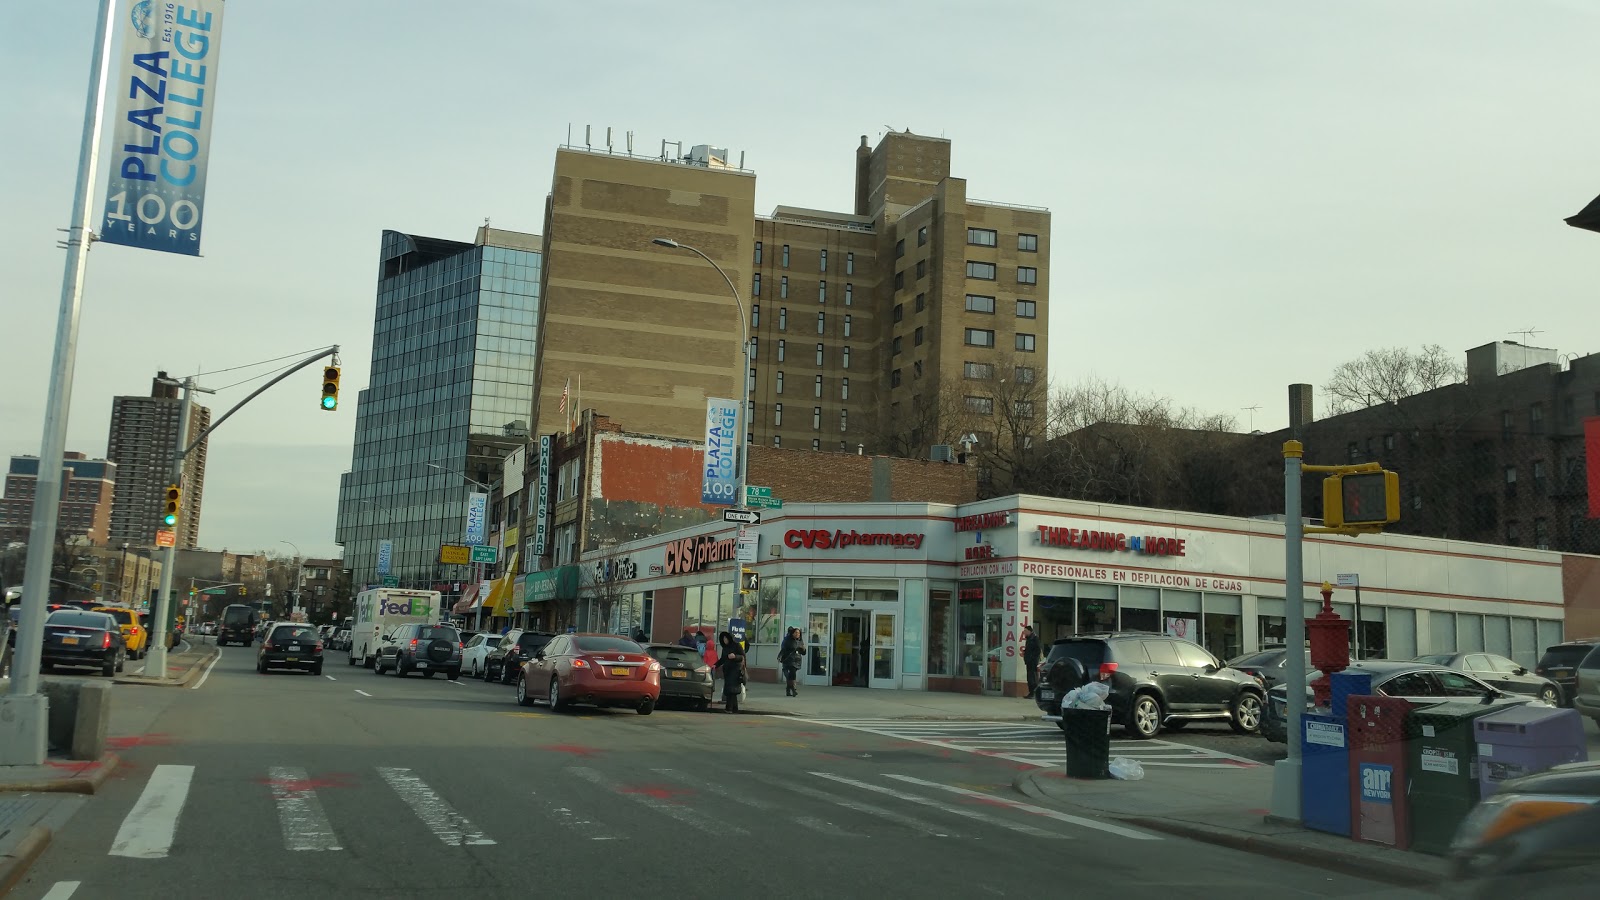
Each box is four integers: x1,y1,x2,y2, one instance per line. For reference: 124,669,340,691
1061,707,1112,779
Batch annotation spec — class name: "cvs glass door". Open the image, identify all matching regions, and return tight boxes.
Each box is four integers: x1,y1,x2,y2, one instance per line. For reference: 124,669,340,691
869,611,897,689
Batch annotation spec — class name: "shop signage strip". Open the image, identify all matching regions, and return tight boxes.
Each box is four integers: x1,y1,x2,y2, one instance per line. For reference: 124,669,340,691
535,434,551,555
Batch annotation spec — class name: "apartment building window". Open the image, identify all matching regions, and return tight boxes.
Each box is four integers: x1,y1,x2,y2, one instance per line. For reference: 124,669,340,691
1534,517,1550,550
1504,465,1518,497
964,361,994,380
776,371,784,393
774,403,784,427
1017,266,1038,285
1563,395,1577,425
1383,433,1396,450
916,259,926,280
782,244,790,267
894,271,905,290
812,439,821,451
893,304,903,323
816,312,825,334
751,305,759,327
1014,365,1035,383
892,336,903,355
1016,299,1037,318
1533,460,1546,492
913,360,923,379
812,407,821,430
780,276,789,298
818,281,826,303
846,253,854,275
1015,333,1036,352
815,343,824,366
779,308,787,330
1014,400,1035,418
891,369,902,387
777,340,785,361
772,435,781,447
896,238,906,258
748,368,756,392
1529,402,1544,434
914,326,924,346
752,273,761,297
917,225,928,246
842,346,850,368
814,375,823,398
1504,520,1522,545
967,227,998,247
843,315,852,338
915,292,926,313
840,409,848,433
749,337,758,360
844,284,853,306
1501,410,1514,437
1018,233,1038,252
965,328,995,347
754,241,763,265
966,261,996,280
819,249,828,272
966,294,996,314
965,396,994,415
841,377,850,400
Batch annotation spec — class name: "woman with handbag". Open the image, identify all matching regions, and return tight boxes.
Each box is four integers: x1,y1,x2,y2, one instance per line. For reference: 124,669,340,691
778,626,806,697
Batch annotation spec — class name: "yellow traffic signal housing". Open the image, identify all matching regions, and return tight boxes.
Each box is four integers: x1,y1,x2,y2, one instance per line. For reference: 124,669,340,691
1323,470,1401,528
320,366,341,411
740,568,759,594
162,484,181,526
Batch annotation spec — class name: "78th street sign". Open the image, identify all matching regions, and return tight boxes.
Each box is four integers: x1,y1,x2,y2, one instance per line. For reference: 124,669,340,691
722,509,761,525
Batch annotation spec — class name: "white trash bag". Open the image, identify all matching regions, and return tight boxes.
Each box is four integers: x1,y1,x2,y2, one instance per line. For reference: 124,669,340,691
1109,757,1145,781
1061,681,1111,710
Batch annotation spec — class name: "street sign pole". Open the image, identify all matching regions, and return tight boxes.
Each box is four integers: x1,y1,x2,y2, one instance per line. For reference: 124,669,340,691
1271,441,1308,823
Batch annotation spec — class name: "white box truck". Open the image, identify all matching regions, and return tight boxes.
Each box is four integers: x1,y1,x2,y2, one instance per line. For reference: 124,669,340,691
348,588,444,668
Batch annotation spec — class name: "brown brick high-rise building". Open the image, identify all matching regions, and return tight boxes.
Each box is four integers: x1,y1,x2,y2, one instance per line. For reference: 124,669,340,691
0,452,116,546
107,373,210,549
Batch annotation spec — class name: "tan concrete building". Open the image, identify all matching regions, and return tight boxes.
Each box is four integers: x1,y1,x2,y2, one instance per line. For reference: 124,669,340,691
107,373,211,549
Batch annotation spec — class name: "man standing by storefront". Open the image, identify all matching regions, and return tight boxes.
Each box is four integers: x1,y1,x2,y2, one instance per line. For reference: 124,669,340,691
1022,624,1041,699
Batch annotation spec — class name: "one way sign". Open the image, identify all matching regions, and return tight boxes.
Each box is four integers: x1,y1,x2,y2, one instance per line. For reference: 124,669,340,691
722,509,762,525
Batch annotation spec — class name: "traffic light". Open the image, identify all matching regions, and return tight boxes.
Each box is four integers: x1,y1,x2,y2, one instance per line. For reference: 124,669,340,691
239,586,247,596
162,484,181,526
320,366,341,411
740,568,759,595
1323,470,1401,528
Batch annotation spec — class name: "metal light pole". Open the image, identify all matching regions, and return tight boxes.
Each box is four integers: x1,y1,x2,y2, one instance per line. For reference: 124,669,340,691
651,237,751,641
2,0,118,766
146,376,203,677
1270,440,1309,822
280,540,305,618
427,463,492,616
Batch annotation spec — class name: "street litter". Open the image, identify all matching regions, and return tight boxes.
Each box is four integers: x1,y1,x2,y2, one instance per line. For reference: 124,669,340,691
1109,757,1145,781
1060,682,1110,710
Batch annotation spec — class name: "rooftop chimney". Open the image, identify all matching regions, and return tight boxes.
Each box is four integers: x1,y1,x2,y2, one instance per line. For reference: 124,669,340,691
854,135,871,216
1288,384,1314,436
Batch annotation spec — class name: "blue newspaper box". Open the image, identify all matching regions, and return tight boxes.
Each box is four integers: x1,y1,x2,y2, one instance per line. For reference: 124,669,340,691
1329,671,1373,718
1301,712,1351,836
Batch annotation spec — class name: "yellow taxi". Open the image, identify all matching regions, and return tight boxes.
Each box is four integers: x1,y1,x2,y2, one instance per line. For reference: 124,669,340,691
93,606,149,658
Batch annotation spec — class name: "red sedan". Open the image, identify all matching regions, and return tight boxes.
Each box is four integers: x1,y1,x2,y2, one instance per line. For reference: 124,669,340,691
516,633,662,715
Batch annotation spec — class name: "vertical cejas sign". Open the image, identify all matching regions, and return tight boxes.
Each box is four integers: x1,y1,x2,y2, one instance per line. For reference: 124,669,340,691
535,435,552,555
101,1,227,256
376,540,392,576
464,492,487,545
702,397,738,506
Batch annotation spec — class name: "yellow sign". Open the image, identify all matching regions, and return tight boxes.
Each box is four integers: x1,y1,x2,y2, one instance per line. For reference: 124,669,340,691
439,544,471,565
504,526,519,547
834,632,854,654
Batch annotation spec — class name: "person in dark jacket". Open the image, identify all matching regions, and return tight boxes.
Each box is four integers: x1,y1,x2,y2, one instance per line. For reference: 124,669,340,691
1021,624,1042,699
778,626,806,697
677,627,697,649
631,626,648,644
716,631,744,713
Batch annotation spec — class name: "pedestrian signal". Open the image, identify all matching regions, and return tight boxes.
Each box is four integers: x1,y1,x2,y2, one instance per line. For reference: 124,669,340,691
1323,470,1400,528
740,568,760,594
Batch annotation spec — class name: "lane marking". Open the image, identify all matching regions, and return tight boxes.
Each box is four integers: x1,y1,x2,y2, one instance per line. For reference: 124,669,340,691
652,767,855,836
447,678,466,686
109,764,195,858
324,675,337,681
739,769,955,837
882,774,1160,841
267,766,343,851
41,883,81,900
570,766,738,835
806,718,1261,768
189,653,221,690
809,772,1059,838
531,790,618,841
354,690,372,697
377,767,495,846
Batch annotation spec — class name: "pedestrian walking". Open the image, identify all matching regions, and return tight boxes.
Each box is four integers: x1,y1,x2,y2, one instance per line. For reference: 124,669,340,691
717,631,745,713
1022,624,1042,699
778,626,806,697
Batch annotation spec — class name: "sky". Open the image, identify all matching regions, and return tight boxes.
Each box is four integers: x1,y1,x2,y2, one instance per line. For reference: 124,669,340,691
6,0,1600,561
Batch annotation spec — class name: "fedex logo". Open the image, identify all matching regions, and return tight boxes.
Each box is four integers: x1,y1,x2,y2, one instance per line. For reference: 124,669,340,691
381,598,430,617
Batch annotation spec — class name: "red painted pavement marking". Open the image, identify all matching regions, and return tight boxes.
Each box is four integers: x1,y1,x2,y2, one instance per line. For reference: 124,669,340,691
618,785,693,801
540,743,603,758
107,733,175,750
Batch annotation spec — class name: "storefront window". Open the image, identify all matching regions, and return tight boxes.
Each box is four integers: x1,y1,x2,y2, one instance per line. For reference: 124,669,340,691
855,578,900,603
807,611,829,676
1161,590,1200,644
684,586,706,633
1202,594,1242,661
1430,611,1457,654
1035,585,1073,641
1357,606,1384,661
902,580,925,676
1484,615,1511,658
1119,587,1159,634
1387,608,1416,660
715,582,735,635
810,578,853,603
1077,583,1116,633
927,588,953,676
756,578,782,644
1510,618,1536,669
1458,613,1484,652
985,579,1005,610
1257,598,1285,649
957,585,983,677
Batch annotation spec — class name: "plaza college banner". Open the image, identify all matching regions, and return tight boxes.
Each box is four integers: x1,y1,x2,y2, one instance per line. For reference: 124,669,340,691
102,0,228,256
701,397,738,506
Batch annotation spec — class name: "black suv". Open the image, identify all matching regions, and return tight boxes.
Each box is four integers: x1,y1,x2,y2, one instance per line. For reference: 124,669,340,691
1036,633,1265,739
375,624,462,680
1535,639,1599,707
485,629,555,684
217,604,259,647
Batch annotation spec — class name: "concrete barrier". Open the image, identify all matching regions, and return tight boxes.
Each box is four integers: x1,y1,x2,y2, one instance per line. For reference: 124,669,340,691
32,679,113,760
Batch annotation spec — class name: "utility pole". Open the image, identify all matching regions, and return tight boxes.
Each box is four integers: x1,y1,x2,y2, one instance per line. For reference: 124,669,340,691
145,376,204,678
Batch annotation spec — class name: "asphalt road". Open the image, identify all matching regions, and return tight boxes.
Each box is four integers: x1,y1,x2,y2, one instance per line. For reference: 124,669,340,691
12,647,1434,900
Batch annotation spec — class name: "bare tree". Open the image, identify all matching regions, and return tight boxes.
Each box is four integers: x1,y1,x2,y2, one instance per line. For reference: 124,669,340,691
1323,344,1465,415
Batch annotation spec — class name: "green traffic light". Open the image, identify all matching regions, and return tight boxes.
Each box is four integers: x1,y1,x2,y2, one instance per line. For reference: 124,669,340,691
321,396,337,410
163,513,177,526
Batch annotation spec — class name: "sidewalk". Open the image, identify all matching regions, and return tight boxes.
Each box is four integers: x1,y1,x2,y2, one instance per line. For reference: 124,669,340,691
732,679,1042,720
0,793,87,894
1014,763,1448,888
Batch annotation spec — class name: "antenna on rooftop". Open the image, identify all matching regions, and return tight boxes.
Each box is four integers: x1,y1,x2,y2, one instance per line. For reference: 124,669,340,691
1511,326,1542,345
1242,405,1262,431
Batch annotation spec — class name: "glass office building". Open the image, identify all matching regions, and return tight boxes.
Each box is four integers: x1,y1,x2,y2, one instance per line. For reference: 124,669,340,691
336,228,541,598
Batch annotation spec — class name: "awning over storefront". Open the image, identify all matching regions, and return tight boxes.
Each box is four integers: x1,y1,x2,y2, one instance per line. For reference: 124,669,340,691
523,565,580,607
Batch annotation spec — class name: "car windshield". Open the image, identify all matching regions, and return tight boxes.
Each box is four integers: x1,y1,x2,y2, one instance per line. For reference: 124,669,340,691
648,646,703,666
48,611,110,629
1539,645,1595,668
417,626,459,642
575,636,642,653
223,608,253,625
271,626,318,643
1045,640,1106,668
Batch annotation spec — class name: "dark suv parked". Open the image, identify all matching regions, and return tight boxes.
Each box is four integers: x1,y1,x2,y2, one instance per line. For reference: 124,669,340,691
1535,639,1599,707
485,629,555,684
1035,633,1265,739
375,624,462,680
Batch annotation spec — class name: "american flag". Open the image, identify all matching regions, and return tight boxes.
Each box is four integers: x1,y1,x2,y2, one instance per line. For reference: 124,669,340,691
559,378,570,417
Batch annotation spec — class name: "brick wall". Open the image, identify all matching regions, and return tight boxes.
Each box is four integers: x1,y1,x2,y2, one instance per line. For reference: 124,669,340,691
747,446,976,504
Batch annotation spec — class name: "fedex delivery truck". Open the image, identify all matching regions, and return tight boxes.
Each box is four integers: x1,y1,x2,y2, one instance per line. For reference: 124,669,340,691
349,588,443,668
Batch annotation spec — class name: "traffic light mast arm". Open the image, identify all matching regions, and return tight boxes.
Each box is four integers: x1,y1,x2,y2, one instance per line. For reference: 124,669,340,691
182,346,341,457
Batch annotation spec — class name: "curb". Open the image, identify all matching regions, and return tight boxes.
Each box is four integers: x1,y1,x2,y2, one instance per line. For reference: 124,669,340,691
0,753,119,796
1116,816,1439,888
0,825,51,898
113,645,218,689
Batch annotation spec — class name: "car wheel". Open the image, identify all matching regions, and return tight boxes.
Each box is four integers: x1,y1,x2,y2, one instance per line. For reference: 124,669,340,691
312,663,323,677
695,699,711,712
1230,691,1264,735
116,653,125,674
500,663,514,685
516,673,536,707
346,650,355,667
394,659,407,677
447,669,460,682
548,676,565,711
373,657,385,675
637,698,655,716
102,658,116,678
1538,685,1561,706
1127,693,1162,739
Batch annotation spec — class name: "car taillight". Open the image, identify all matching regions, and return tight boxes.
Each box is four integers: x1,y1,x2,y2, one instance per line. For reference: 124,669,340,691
264,642,275,651
314,643,324,654
647,660,662,673
458,642,464,651
571,658,590,669
409,639,418,649
1098,662,1119,680
695,664,711,674
102,633,113,649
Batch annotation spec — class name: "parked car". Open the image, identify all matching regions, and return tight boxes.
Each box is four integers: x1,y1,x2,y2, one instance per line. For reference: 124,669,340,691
485,629,555,684
1262,660,1537,743
197,621,216,636
217,604,259,647
1571,645,1600,728
91,606,148,659
41,609,126,677
330,627,351,651
1035,633,1265,739
256,622,324,675
515,632,661,714
461,633,499,678
1448,760,1600,897
1535,639,1599,707
1415,651,1563,707
643,642,714,709
1225,648,1312,692
374,623,462,680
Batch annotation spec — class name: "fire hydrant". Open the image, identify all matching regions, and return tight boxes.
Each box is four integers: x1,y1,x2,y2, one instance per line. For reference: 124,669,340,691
1307,582,1351,708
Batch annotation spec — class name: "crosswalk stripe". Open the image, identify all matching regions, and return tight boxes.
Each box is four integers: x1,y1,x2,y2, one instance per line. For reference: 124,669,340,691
881,774,1160,841
738,769,958,838
377,767,495,846
110,764,194,858
651,767,861,837
268,767,342,851
569,766,743,836
809,772,1060,838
